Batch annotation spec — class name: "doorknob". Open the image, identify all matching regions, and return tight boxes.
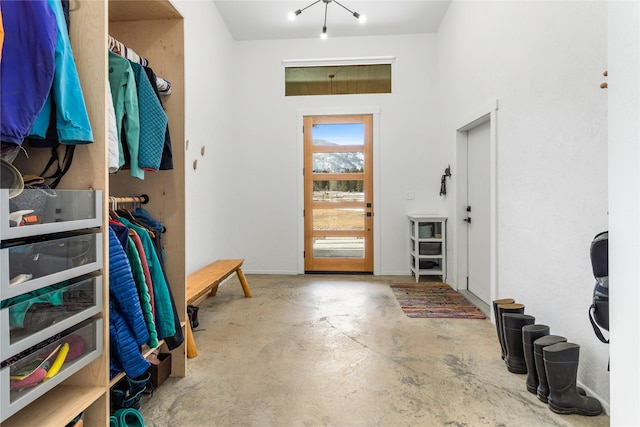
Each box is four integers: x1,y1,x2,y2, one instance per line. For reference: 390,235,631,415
463,217,471,223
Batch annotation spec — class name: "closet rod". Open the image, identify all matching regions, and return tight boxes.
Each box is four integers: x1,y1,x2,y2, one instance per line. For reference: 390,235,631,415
109,194,149,206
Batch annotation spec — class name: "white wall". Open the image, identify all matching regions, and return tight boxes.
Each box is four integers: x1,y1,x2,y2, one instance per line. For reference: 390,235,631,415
176,0,615,411
437,0,610,408
608,1,640,424
221,34,442,274
172,0,235,273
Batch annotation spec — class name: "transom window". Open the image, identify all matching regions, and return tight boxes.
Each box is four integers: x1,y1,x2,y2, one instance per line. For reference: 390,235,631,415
283,58,393,96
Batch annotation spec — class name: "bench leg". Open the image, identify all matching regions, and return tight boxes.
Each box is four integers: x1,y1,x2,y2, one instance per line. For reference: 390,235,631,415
236,268,252,298
186,319,198,358
209,283,219,297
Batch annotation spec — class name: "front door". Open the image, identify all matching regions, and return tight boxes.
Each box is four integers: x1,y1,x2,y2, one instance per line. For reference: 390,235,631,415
466,120,491,303
304,115,373,272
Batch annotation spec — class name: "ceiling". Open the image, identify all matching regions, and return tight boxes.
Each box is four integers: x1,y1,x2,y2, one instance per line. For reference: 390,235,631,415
213,1,452,41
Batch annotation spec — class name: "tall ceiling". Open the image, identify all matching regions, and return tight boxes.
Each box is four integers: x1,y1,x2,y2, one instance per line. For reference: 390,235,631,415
213,1,452,41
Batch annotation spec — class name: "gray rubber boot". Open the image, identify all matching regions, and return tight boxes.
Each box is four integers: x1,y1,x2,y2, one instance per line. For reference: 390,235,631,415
496,303,524,361
492,298,515,360
543,342,602,416
534,335,567,403
522,324,550,394
502,313,535,374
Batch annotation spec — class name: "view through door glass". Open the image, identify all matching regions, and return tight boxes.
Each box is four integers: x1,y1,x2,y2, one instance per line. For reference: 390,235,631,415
304,115,373,272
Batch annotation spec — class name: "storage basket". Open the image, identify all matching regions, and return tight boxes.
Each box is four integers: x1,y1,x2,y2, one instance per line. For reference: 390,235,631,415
419,260,438,270
419,242,441,255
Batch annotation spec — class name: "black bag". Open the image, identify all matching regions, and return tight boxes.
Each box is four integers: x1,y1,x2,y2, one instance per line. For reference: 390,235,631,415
589,231,609,343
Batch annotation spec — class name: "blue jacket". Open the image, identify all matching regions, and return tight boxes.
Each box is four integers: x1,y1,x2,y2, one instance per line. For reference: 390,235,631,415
109,301,150,379
108,227,150,378
108,226,149,346
0,0,56,145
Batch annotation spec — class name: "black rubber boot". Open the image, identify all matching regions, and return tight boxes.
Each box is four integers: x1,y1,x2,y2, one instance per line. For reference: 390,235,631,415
522,324,550,394
492,298,515,360
496,303,524,361
125,372,151,410
502,313,535,374
533,335,587,403
110,378,129,412
543,342,602,416
188,305,200,329
534,335,568,403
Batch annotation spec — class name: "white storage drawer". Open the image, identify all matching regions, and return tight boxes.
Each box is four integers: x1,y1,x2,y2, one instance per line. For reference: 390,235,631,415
0,275,102,361
0,318,103,422
0,189,102,240
1,232,103,300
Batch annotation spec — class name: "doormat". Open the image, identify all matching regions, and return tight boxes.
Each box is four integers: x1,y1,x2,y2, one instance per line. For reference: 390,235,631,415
390,283,487,319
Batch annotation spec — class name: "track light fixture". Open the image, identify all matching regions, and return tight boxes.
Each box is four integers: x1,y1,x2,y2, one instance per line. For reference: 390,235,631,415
288,0,366,39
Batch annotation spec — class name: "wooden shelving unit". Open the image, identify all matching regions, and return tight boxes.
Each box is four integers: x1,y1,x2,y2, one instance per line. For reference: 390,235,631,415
1,1,186,425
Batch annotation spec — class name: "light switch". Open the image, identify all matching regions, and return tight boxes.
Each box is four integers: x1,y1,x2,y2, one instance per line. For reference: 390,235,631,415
405,191,415,200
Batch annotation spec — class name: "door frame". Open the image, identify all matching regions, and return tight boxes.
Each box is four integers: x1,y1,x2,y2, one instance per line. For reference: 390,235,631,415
296,107,381,275
452,99,499,308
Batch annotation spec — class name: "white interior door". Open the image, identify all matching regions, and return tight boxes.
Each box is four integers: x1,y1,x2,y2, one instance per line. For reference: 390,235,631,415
466,120,491,303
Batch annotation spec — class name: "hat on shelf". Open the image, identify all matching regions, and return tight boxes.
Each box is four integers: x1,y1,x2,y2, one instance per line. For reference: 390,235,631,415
1,159,24,199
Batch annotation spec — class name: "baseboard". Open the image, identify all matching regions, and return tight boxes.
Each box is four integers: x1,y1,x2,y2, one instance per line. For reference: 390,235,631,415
458,289,490,317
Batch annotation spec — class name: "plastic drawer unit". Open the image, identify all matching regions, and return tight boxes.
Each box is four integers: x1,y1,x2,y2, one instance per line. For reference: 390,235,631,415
0,274,102,361
0,189,102,240
0,189,104,422
0,318,103,422
1,231,103,300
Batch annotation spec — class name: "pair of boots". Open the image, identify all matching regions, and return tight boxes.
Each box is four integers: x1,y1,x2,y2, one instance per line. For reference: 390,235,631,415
492,299,532,374
111,372,151,411
493,299,602,416
530,334,602,416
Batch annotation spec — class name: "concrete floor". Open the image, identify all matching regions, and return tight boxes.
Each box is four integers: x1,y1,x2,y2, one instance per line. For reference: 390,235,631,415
140,274,610,427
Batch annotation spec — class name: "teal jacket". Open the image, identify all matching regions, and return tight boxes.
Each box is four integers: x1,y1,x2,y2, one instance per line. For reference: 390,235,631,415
108,51,143,179
125,235,159,348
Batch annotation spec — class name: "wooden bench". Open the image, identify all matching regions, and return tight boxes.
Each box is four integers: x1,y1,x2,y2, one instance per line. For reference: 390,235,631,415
185,259,252,357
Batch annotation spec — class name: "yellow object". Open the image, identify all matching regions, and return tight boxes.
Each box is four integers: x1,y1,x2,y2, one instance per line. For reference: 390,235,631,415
10,344,61,380
186,321,198,358
44,343,69,380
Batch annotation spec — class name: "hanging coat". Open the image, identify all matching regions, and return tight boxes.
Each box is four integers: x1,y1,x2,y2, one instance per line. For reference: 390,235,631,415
0,0,56,145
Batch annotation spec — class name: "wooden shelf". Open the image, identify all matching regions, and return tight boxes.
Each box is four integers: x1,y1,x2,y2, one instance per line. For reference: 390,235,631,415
109,0,181,22
1,386,105,427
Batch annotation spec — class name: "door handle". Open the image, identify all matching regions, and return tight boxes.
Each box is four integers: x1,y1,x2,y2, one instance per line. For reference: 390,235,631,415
463,217,471,223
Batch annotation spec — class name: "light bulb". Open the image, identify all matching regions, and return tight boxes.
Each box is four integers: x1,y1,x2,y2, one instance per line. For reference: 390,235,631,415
358,14,367,24
288,10,301,20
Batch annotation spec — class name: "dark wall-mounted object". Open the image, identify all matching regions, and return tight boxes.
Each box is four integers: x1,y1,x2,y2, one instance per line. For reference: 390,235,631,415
439,165,452,196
